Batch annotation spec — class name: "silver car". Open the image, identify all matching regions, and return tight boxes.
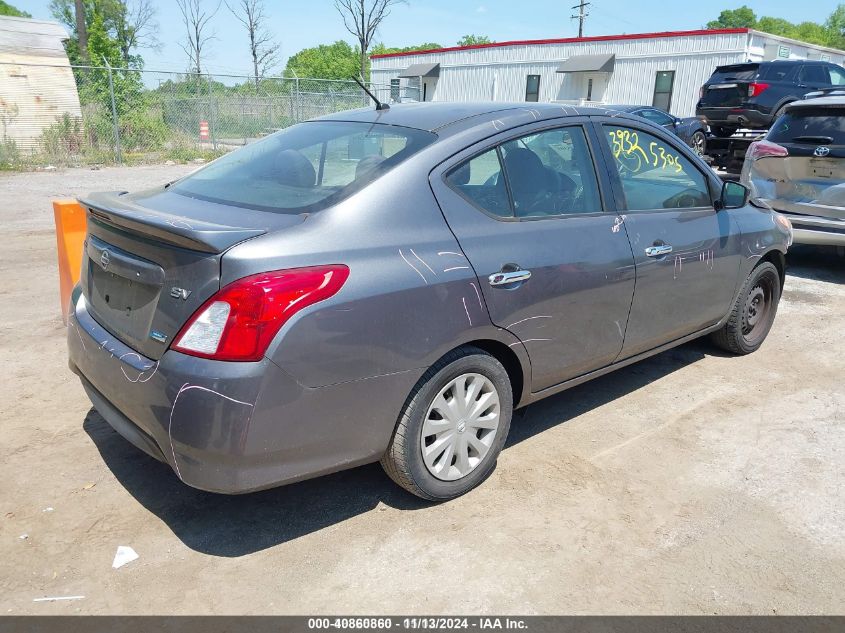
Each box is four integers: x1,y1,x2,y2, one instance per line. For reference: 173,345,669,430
742,96,845,247
68,103,791,500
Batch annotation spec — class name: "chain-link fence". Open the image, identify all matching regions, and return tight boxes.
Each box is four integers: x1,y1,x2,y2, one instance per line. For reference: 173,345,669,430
0,62,420,169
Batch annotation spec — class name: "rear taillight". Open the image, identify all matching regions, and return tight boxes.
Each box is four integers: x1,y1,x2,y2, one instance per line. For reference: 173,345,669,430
746,140,788,161
172,265,349,362
748,82,769,98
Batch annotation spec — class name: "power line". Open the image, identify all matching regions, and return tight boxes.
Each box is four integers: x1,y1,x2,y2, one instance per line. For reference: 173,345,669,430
571,1,590,38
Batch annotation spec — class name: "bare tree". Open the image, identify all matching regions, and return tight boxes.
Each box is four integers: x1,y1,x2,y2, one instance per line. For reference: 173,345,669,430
226,0,281,89
334,0,406,82
176,0,221,75
113,0,161,64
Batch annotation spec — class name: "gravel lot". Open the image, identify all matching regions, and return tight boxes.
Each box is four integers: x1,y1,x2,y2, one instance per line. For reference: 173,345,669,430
1,165,843,615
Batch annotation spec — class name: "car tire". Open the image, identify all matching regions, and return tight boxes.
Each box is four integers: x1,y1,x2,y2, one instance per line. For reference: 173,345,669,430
689,131,707,156
711,126,736,138
381,346,513,501
711,262,781,355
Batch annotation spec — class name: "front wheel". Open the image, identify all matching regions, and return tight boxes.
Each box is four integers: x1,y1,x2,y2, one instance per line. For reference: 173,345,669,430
711,262,781,354
381,347,513,500
689,130,707,156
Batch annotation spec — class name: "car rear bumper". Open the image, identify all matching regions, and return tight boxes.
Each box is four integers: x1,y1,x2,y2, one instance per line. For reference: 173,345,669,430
762,200,845,246
67,291,423,493
698,107,770,130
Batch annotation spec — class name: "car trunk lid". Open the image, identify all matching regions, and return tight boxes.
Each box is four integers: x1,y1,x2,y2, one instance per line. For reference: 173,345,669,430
79,189,304,360
752,149,845,216
755,105,845,216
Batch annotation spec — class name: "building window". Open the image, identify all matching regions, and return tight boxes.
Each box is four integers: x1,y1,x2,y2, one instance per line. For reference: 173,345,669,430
587,78,594,101
652,70,675,111
390,78,400,101
525,75,541,102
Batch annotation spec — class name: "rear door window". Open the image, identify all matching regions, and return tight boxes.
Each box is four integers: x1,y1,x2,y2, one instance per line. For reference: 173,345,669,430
759,62,799,82
767,108,845,145
500,126,603,218
799,65,829,85
602,125,712,210
445,148,512,218
446,126,604,219
637,108,674,126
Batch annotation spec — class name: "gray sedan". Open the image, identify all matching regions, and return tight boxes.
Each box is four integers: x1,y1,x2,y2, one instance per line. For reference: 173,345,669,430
68,102,791,500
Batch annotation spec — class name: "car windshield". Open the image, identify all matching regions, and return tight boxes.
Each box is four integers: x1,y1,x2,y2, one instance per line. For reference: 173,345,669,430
171,121,437,213
708,64,758,83
768,108,845,145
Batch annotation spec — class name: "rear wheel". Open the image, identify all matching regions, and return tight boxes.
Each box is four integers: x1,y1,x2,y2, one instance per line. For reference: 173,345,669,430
689,131,707,156
381,347,513,500
711,262,781,355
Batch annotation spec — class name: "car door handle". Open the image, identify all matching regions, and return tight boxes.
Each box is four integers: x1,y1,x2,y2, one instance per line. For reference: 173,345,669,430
645,244,673,257
489,269,532,286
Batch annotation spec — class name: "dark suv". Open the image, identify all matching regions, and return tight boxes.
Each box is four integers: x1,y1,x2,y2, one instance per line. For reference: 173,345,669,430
697,60,845,137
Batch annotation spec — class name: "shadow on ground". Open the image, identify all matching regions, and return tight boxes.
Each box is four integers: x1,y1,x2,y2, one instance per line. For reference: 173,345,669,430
786,245,845,284
84,338,715,558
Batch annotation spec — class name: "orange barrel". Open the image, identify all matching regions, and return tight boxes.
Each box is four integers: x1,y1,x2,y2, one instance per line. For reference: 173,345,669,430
52,199,87,324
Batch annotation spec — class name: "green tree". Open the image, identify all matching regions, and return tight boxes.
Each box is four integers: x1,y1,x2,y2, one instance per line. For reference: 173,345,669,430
793,21,837,47
370,42,442,55
456,34,492,46
707,4,845,48
754,16,791,36
825,4,845,48
50,0,157,67
82,13,143,114
0,1,31,17
706,6,757,29
284,41,361,80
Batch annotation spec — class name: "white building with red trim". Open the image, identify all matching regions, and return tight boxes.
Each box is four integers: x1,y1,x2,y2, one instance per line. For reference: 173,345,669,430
370,28,845,117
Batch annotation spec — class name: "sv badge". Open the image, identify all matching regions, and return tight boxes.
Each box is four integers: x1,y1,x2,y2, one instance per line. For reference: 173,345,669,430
170,287,192,300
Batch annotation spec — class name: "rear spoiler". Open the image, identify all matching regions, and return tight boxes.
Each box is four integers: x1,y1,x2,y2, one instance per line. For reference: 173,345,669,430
79,191,267,254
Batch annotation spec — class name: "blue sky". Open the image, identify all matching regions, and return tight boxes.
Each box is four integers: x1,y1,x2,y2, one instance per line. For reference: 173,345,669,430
19,0,837,77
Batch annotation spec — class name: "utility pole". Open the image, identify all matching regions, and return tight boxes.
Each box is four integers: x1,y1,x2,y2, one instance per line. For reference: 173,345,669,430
571,1,590,38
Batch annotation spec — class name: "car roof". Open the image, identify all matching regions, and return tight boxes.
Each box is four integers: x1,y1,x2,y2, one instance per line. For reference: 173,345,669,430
317,101,632,134
602,105,643,113
788,96,845,110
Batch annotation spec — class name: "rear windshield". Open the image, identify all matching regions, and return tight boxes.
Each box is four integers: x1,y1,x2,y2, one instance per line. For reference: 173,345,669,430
768,108,845,145
708,64,758,83
171,121,436,213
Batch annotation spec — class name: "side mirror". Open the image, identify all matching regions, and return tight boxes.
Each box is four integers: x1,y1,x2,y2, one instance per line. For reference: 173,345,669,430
719,180,749,210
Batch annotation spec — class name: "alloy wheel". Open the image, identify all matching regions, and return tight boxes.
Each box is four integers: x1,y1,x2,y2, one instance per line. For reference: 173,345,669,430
691,132,706,156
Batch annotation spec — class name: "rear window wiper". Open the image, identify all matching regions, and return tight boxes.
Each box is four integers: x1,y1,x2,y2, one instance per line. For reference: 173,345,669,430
791,135,834,144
